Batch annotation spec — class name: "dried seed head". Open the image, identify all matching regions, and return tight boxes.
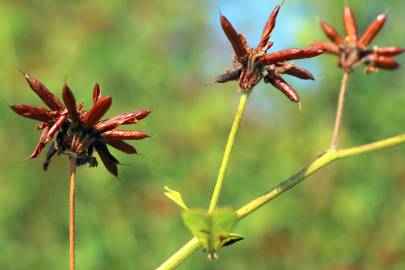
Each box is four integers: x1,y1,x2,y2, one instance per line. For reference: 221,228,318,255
315,6,403,74
216,4,325,102
11,74,151,176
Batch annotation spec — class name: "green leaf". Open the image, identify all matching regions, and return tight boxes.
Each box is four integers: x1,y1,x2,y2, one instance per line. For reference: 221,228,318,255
220,233,245,248
182,208,238,260
163,186,188,210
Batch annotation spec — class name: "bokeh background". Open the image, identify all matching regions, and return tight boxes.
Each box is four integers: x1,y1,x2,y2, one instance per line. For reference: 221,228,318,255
0,0,404,269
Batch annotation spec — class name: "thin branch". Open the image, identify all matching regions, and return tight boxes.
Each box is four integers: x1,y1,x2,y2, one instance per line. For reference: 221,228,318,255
330,72,350,149
156,238,200,270
69,159,77,270
156,132,405,269
208,93,250,213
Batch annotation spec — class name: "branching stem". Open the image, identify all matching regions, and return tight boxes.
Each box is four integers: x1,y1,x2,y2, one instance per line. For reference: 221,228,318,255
156,133,405,270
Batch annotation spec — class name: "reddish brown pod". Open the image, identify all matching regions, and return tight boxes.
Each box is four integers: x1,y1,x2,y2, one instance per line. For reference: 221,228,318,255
11,73,151,176
313,5,403,74
215,3,325,103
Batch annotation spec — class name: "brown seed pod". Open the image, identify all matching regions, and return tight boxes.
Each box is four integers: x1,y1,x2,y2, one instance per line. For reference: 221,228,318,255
10,105,54,123
358,13,387,47
107,140,137,154
103,130,148,140
93,84,101,105
28,126,50,159
23,73,65,111
62,84,80,122
374,47,404,56
343,5,358,45
320,22,344,45
311,41,341,55
262,46,325,65
267,74,299,103
82,96,112,128
275,63,315,80
46,114,67,142
371,55,399,69
258,5,281,51
220,15,249,60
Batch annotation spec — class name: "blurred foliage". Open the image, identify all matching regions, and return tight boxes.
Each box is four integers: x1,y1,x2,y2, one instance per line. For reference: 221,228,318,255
0,0,404,269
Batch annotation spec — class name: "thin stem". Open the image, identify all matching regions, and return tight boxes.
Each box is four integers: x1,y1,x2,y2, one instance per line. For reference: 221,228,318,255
69,159,77,270
156,238,200,270
208,93,250,214
330,72,350,149
156,132,405,269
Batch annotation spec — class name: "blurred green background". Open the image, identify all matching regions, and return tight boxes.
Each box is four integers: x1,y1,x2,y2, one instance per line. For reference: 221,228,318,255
0,0,404,269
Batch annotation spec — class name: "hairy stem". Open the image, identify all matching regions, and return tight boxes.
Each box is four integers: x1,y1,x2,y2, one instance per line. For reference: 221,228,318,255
157,133,405,269
208,93,250,213
69,159,77,270
330,72,350,149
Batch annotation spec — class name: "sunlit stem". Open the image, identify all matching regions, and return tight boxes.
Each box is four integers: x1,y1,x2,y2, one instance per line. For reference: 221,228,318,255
69,159,77,270
208,92,250,213
330,72,350,149
156,132,405,270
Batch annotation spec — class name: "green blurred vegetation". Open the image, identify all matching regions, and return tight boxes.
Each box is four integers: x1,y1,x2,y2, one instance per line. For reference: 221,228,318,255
0,0,404,269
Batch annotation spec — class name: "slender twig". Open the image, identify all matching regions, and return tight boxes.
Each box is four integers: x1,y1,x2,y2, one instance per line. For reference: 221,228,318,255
156,133,405,270
208,93,250,213
69,159,77,270
330,72,350,149
156,238,200,270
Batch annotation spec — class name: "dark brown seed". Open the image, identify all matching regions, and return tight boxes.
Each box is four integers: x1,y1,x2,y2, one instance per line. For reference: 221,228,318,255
267,74,299,102
220,15,249,60
257,5,281,50
43,142,57,170
93,84,101,105
215,67,242,83
119,109,152,122
103,130,148,140
95,109,151,132
46,114,67,142
10,105,53,123
275,63,315,80
262,46,325,65
358,13,387,47
62,84,80,122
95,145,118,176
27,126,50,159
82,96,112,128
23,73,65,111
95,119,127,133
107,140,137,154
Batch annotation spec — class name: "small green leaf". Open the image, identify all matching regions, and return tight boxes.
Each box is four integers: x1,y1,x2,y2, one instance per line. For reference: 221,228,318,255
220,233,245,247
182,208,238,259
163,186,188,210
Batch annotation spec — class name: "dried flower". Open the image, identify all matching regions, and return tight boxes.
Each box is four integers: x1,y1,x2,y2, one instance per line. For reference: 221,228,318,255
11,73,151,176
313,5,404,73
215,4,325,102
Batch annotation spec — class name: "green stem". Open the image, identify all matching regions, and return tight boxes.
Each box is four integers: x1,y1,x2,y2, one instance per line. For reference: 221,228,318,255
156,133,405,269
237,132,405,218
156,238,200,270
208,93,250,213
